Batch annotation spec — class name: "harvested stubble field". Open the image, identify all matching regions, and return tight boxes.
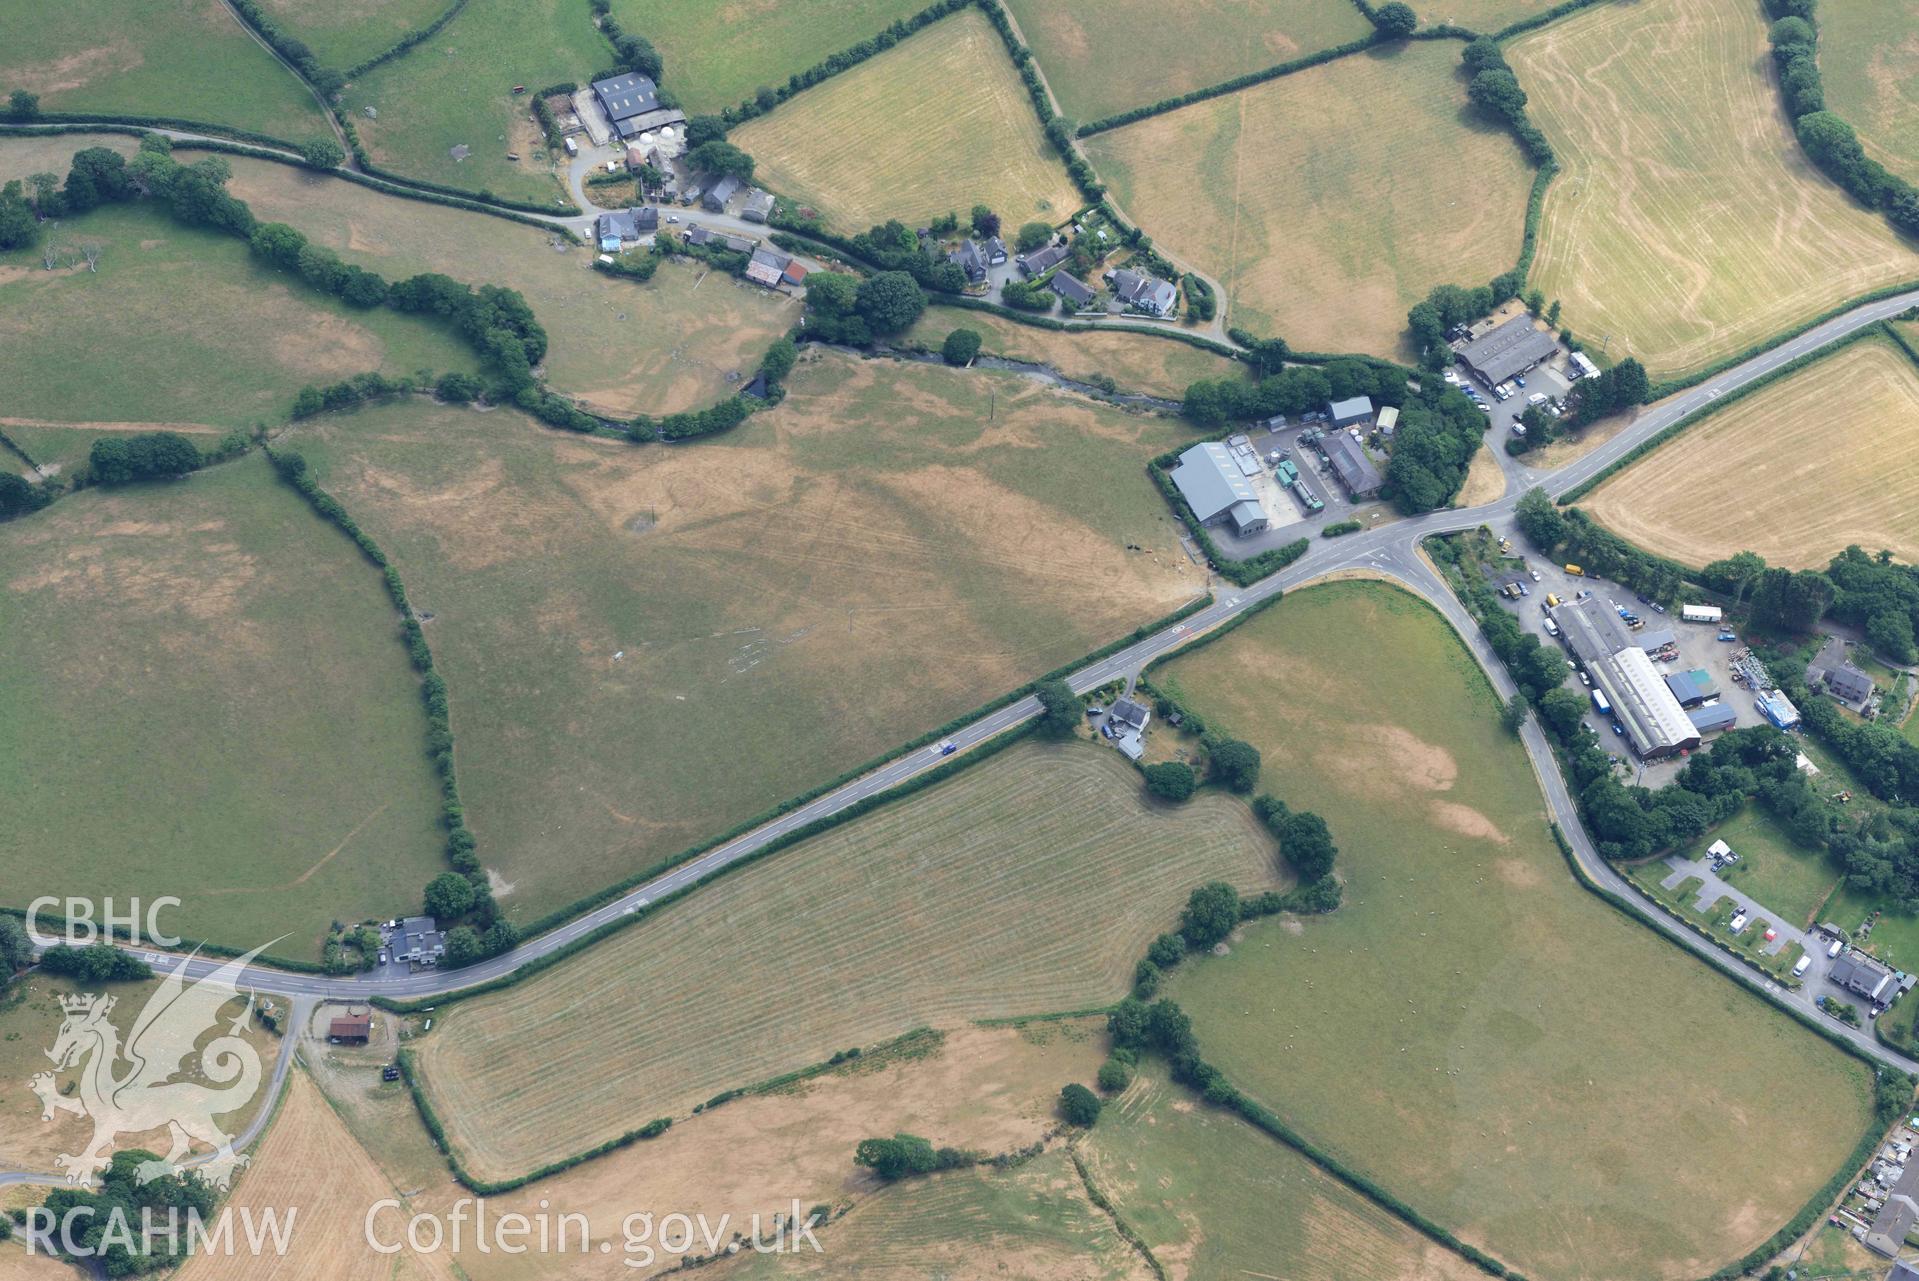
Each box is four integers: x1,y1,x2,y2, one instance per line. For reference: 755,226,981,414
1085,1071,1487,1281
1510,0,1919,382
310,1022,1108,1281
0,188,479,430
0,1248,67,1281
1084,42,1532,360
210,155,798,415
295,353,1198,932
1583,336,1919,568
0,0,329,143
175,1071,453,1281
413,740,1279,1181
607,0,934,117
1003,0,1372,125
0,974,278,1175
723,1150,1146,1281
0,457,450,952
253,0,454,73
731,9,1080,231
338,0,606,206
1819,0,1919,178
1154,581,1876,1281
902,306,1237,399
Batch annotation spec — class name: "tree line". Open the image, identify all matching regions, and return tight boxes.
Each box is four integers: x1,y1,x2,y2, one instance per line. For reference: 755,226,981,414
1765,0,1919,242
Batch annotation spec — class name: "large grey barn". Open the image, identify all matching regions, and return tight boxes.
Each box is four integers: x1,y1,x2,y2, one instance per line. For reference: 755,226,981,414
1556,598,1700,759
1458,315,1557,385
1169,442,1269,535
591,73,687,141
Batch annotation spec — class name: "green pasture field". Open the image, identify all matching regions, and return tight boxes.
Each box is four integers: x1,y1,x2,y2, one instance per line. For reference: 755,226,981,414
1085,1071,1487,1281
727,1150,1138,1279
1154,580,1876,1281
255,0,454,71
1510,0,1919,382
1691,807,1842,931
1084,41,1532,360
0,132,138,188
0,456,449,956
902,305,1238,400
731,7,1080,231
1004,0,1372,125
0,0,330,143
210,154,798,415
0,193,480,431
293,353,1201,945
608,0,934,117
1819,0,1919,179
338,0,606,206
1825,884,1919,976
412,739,1278,1181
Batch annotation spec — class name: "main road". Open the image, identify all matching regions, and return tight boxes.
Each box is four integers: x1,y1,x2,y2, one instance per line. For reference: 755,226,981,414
71,286,1919,1074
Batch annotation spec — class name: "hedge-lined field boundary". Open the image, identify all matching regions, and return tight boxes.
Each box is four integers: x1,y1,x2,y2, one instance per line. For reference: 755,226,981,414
1492,0,1609,42
1068,1149,1170,1281
1556,322,1884,503
1643,281,1919,402
384,721,1042,1191
340,0,473,80
1541,825,1915,1280
375,590,1212,999
1077,36,1383,138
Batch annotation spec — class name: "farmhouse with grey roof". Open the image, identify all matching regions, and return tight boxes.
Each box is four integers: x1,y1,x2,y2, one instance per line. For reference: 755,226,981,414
949,239,987,284
1050,272,1096,309
1016,242,1068,277
1106,268,1177,315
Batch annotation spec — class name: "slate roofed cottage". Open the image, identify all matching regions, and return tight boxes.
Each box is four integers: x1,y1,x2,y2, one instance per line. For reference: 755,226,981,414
1050,272,1096,309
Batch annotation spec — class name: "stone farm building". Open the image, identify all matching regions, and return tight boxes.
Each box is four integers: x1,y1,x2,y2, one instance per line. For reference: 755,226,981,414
1107,268,1176,315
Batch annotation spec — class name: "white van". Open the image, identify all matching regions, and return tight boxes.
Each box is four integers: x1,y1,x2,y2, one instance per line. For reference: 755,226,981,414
1828,938,1845,958
1793,954,1813,978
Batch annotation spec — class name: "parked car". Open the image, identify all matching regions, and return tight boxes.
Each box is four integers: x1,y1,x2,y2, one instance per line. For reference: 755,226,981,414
1530,569,1542,581
1578,671,1591,686
1515,375,1527,387
1612,722,1625,736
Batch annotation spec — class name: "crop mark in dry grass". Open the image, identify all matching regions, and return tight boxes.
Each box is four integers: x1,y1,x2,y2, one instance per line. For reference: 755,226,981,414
1585,336,1919,567
732,8,1079,231
1510,0,1918,380
1085,42,1532,359
413,741,1278,1181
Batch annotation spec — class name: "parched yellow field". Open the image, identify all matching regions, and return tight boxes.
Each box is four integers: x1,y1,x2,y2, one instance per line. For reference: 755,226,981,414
177,1071,453,1281
294,354,1200,934
1585,336,1919,568
414,741,1279,1182
210,155,799,416
1004,0,1373,125
305,1021,1108,1281
902,306,1238,398
1086,1072,1488,1281
1084,42,1533,358
723,1150,1147,1281
732,8,1079,231
1511,0,1919,381
1820,0,1919,178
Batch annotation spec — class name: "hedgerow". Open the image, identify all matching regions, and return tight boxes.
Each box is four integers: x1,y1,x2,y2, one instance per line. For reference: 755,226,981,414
373,592,1214,1014
340,0,473,79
